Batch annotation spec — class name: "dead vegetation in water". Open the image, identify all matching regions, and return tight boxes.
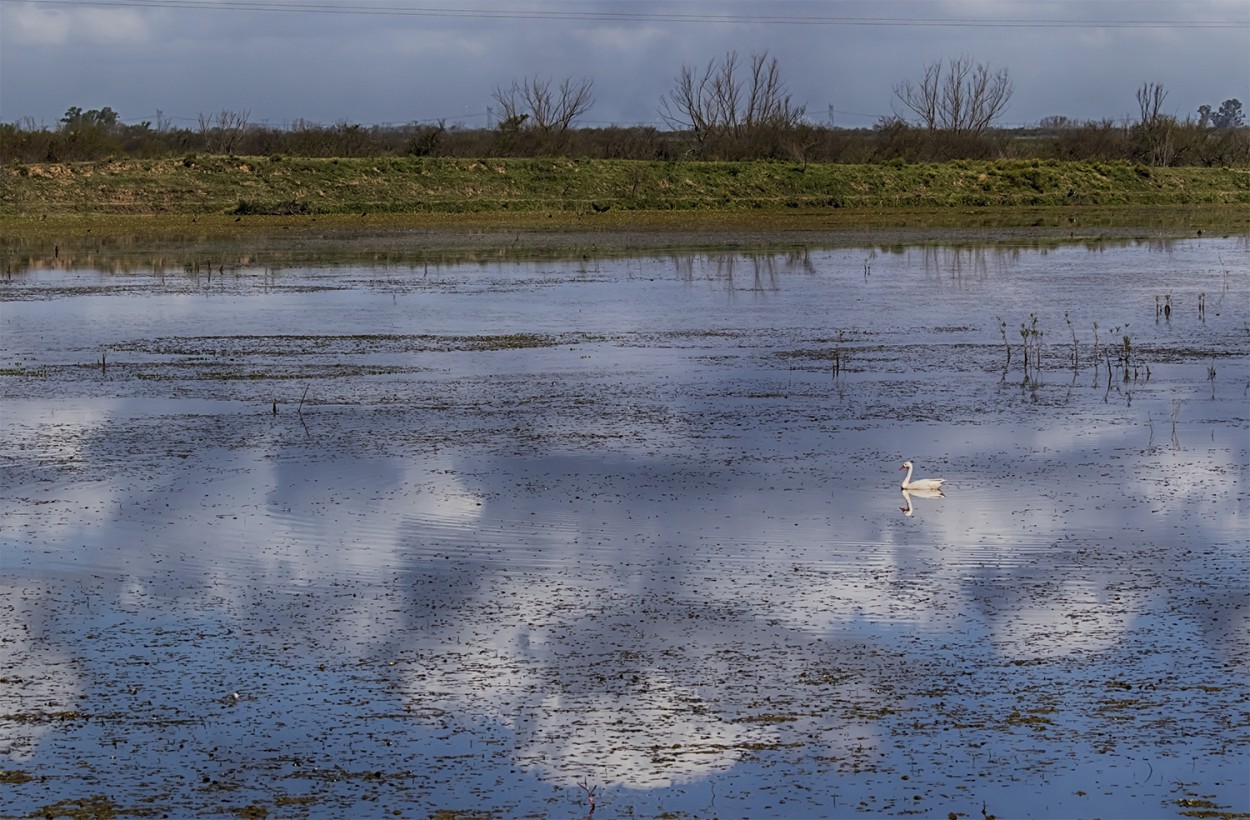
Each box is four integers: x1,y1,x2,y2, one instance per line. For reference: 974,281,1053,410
1174,793,1250,820
109,333,562,357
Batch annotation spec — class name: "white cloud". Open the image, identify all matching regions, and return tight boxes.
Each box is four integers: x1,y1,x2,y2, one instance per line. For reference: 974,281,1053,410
2,4,72,45
3,3,150,46
575,22,671,52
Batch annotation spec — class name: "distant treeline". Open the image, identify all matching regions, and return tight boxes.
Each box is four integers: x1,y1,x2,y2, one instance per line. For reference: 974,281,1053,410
2,105,1247,167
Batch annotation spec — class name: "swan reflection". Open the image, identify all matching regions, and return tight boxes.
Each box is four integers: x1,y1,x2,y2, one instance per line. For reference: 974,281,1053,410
900,487,945,517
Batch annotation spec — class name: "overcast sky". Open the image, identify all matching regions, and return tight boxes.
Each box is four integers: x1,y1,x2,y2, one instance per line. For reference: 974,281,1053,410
1,0,1247,132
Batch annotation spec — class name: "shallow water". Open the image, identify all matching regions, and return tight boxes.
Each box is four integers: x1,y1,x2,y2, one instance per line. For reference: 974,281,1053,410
1,234,1248,818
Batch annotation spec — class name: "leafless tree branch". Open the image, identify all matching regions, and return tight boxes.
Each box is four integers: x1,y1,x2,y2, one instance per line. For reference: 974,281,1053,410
493,76,594,153
659,50,805,158
893,56,1012,135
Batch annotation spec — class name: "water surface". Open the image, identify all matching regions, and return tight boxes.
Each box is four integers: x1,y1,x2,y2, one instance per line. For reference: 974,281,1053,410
2,235,1247,818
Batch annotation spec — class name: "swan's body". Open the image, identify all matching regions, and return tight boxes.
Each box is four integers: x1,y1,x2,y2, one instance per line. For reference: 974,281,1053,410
899,461,945,491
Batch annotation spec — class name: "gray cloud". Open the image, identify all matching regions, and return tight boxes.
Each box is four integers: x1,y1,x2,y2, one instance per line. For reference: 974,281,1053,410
2,0,1246,130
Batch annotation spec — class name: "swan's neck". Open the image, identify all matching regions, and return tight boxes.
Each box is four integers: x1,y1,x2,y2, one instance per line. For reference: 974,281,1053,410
902,464,913,485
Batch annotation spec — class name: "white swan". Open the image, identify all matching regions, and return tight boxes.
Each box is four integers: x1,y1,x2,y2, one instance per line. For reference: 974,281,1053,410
899,461,945,491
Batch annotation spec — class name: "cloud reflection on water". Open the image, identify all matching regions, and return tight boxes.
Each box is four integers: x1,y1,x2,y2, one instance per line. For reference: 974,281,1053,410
1,236,1246,815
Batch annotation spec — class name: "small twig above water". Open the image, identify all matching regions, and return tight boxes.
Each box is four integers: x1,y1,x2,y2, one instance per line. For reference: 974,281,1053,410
996,317,1011,379
576,780,597,813
296,385,311,435
1064,312,1078,370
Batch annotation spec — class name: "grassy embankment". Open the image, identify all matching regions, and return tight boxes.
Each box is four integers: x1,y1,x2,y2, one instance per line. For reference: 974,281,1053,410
2,156,1247,240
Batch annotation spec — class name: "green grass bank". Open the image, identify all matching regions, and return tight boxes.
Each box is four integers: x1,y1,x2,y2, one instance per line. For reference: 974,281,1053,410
3,156,1247,219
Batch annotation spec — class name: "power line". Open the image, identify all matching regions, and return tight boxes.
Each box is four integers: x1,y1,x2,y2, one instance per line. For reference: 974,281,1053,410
4,0,1247,29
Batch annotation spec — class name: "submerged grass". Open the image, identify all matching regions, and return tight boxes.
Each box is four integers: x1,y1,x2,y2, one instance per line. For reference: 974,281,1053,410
2,203,1246,277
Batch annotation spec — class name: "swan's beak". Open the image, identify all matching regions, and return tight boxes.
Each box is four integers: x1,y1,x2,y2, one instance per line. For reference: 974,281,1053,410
899,464,906,470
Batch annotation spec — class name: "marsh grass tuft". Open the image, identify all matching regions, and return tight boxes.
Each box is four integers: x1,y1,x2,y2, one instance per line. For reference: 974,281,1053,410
1064,312,1078,369
1019,313,1044,385
996,317,1012,377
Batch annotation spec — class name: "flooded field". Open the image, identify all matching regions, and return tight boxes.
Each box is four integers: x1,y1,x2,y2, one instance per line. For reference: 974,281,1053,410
1,230,1248,819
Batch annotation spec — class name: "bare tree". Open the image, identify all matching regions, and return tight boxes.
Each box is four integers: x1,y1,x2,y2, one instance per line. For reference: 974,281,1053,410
492,76,594,152
744,52,801,130
659,50,805,158
659,60,716,149
659,53,745,151
1134,82,1177,165
198,109,251,154
1136,82,1167,127
893,56,1013,135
